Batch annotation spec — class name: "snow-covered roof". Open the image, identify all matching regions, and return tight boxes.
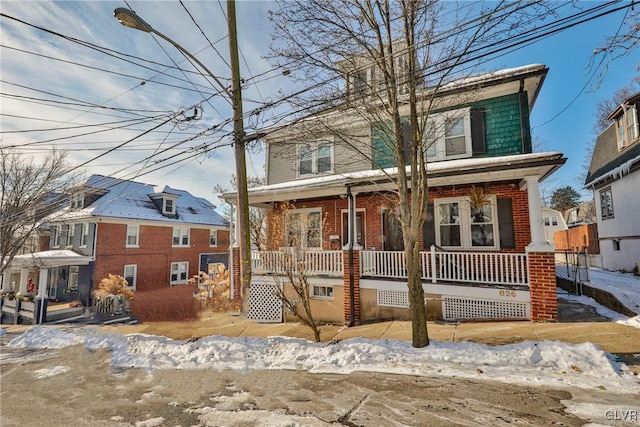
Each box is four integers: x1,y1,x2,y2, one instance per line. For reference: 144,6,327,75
51,175,228,227
9,250,93,268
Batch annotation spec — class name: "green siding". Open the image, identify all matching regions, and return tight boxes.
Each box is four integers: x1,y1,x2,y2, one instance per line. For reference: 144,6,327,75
472,93,530,156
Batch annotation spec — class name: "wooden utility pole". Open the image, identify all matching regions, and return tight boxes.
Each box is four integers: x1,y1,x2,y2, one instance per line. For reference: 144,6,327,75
227,0,251,311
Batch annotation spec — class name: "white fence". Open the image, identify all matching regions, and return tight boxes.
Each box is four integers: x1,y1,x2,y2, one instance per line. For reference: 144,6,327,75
362,247,529,287
251,250,343,277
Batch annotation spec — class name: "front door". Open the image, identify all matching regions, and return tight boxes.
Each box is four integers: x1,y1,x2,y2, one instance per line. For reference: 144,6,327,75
342,212,364,248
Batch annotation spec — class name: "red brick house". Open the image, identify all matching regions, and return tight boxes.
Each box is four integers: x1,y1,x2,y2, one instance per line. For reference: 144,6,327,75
225,64,565,324
3,175,229,306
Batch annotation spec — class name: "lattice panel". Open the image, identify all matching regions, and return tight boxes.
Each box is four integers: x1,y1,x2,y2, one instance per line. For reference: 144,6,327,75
443,297,529,321
248,282,283,323
377,290,409,308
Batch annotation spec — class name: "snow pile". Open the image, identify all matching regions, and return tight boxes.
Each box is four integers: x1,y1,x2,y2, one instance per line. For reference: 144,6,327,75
9,326,640,393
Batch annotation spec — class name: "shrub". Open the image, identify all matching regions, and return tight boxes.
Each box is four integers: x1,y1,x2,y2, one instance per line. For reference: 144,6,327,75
93,274,135,300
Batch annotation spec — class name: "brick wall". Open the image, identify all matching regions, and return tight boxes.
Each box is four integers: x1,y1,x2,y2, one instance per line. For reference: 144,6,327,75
93,222,229,292
343,249,361,325
528,251,558,321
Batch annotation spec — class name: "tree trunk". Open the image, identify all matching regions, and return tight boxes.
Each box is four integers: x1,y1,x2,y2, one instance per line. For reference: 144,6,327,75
405,240,429,347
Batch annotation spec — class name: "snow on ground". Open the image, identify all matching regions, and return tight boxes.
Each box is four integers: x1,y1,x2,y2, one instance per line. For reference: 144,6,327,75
7,325,640,396
556,265,640,328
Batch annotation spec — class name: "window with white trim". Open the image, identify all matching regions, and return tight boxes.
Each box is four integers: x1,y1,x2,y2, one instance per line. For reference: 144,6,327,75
172,227,190,246
52,225,62,248
298,140,333,177
80,223,89,247
67,224,75,246
543,216,558,227
286,209,322,249
435,196,498,249
126,224,139,247
312,285,334,299
599,187,614,220
124,264,137,290
209,229,218,247
70,192,84,209
423,108,472,161
615,104,639,150
163,198,175,215
170,262,188,285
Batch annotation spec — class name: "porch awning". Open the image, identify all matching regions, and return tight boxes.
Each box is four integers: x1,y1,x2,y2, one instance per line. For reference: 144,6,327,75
223,151,566,207
7,250,93,269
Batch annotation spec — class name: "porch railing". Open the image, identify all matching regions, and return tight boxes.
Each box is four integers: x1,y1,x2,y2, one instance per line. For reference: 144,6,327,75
251,250,343,277
363,247,529,287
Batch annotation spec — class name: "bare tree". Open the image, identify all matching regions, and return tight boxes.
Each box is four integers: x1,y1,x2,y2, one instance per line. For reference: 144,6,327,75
215,175,267,250
268,0,553,347
0,147,79,278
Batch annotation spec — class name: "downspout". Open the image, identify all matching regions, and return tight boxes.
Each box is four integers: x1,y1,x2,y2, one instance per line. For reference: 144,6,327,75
347,186,355,327
518,78,530,153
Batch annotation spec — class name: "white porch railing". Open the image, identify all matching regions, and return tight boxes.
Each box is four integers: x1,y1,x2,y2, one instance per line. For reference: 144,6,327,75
363,247,529,287
251,250,343,277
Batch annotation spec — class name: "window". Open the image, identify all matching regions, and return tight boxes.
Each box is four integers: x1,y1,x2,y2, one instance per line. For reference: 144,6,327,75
599,187,614,220
312,285,334,299
70,192,84,209
543,216,558,227
170,262,188,285
435,196,498,249
298,141,333,176
172,227,190,246
209,229,218,247
126,225,139,247
423,109,472,161
52,225,62,247
613,239,621,251
68,266,79,292
163,198,175,215
67,224,75,246
80,223,89,247
286,209,322,249
615,104,639,150
124,264,137,290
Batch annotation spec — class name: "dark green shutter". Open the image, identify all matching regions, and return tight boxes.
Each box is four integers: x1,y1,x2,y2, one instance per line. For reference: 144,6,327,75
422,202,435,248
471,108,486,154
497,198,515,249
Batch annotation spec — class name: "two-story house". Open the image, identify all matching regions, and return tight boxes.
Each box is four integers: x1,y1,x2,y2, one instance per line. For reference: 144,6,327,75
2,175,229,306
585,92,640,272
225,63,566,324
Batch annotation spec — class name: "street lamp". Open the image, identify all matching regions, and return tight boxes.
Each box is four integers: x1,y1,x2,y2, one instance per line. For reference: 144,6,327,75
114,5,252,310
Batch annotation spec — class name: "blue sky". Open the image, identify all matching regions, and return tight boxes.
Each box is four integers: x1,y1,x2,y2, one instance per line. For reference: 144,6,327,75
1,1,638,205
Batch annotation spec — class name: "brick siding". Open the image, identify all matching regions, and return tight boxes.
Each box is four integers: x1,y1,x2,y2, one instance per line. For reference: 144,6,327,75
528,251,558,321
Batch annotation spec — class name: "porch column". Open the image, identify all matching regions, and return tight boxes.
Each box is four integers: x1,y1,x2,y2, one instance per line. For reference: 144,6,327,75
344,190,362,250
0,271,9,292
522,175,552,250
343,249,360,325
37,269,49,299
17,268,29,295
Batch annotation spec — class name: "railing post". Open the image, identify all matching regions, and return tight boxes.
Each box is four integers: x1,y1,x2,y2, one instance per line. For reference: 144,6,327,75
430,245,437,284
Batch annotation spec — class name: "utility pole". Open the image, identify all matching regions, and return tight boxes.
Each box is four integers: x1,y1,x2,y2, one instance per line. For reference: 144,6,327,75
227,0,251,312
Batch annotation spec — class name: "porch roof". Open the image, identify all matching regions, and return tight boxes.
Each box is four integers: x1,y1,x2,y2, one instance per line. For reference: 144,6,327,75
226,152,566,207
6,250,93,269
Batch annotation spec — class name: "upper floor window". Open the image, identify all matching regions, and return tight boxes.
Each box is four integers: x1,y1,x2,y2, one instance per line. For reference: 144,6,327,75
67,224,75,246
298,140,333,177
173,227,190,247
424,109,472,161
435,195,498,249
615,104,639,150
543,216,558,227
209,229,218,247
126,224,139,247
80,222,89,247
70,192,84,209
286,208,322,249
599,187,614,220
52,225,62,248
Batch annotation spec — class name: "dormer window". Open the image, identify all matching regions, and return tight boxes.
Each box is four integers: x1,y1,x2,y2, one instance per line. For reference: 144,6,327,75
163,198,175,215
615,103,639,150
70,192,84,209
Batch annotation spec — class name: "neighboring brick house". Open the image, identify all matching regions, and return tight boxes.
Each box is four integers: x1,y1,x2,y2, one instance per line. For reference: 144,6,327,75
225,64,566,324
2,175,229,305
585,92,640,272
